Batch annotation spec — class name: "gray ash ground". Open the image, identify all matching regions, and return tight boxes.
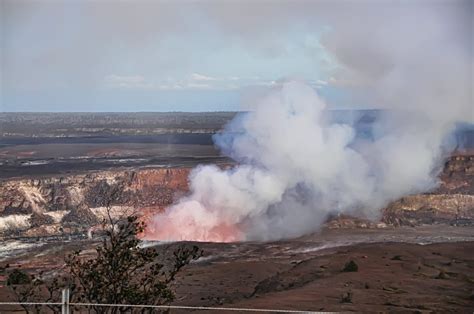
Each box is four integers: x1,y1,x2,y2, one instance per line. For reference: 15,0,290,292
1,226,473,312
0,112,473,312
0,134,230,178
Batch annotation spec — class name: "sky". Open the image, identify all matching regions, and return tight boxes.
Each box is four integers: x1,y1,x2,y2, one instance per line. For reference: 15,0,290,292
0,0,472,112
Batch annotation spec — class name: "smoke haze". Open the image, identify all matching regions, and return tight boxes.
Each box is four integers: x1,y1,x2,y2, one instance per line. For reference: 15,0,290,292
144,0,473,241
148,81,469,242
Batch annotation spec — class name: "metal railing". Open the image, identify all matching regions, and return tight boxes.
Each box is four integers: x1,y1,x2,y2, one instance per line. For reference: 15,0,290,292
0,288,324,313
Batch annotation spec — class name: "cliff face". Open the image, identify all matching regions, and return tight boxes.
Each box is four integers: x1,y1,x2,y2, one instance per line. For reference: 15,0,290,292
0,168,191,236
383,154,474,226
437,154,474,194
0,155,473,237
0,168,191,214
383,194,474,226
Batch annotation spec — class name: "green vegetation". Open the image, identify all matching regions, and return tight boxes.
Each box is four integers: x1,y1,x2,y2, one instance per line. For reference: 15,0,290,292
6,269,31,286
342,260,359,272
391,255,402,261
6,206,202,313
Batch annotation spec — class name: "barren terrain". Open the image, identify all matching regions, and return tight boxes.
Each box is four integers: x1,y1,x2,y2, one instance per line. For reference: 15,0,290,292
0,112,473,312
1,227,473,312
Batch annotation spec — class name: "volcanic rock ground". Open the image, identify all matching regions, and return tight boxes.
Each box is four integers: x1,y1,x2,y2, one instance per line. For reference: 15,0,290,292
0,113,473,312
0,227,473,312
0,152,473,312
0,154,472,239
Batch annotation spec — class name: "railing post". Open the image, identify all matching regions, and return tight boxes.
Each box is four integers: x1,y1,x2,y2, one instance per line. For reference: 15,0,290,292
61,288,70,314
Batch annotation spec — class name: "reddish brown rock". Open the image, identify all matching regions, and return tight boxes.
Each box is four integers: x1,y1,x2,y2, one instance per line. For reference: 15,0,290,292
0,154,472,237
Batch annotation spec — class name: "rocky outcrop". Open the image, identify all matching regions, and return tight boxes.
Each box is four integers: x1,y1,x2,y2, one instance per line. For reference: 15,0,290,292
437,154,474,194
382,194,474,226
0,167,191,216
0,167,191,236
61,205,99,227
382,155,474,226
28,212,55,228
0,154,472,237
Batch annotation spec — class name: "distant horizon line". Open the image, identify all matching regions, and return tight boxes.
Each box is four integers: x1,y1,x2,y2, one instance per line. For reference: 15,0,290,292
0,108,383,114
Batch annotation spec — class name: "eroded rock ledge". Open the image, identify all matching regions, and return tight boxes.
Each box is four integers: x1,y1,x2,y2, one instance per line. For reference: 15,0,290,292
0,155,472,237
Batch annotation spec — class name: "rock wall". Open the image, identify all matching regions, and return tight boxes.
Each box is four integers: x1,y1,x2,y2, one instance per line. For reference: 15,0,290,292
0,168,190,214
383,194,474,226
383,154,474,226
0,154,472,237
0,167,191,236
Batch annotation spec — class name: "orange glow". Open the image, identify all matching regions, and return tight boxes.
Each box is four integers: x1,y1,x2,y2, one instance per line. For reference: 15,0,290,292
143,215,243,243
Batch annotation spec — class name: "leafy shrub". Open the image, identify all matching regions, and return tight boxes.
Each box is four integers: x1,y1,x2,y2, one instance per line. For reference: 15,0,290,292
342,260,358,272
7,269,31,285
8,202,202,313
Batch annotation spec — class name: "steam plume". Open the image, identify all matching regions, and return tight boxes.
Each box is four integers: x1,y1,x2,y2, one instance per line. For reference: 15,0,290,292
146,1,472,242
147,80,465,242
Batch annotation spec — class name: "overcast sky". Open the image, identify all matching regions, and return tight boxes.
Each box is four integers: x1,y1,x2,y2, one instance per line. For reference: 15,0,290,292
0,0,472,112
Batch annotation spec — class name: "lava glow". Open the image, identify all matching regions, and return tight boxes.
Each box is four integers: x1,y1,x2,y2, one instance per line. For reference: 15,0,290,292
144,73,470,243
144,212,243,243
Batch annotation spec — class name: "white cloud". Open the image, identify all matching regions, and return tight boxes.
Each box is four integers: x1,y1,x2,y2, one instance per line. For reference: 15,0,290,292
104,73,327,92
186,83,213,89
315,79,328,86
156,84,185,90
104,75,153,89
190,73,217,81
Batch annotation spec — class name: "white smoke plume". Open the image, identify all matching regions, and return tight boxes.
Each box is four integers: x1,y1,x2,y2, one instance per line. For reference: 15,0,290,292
146,0,472,242
147,81,466,242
